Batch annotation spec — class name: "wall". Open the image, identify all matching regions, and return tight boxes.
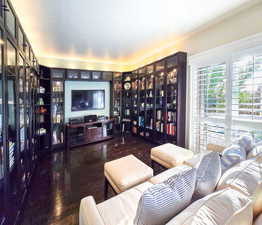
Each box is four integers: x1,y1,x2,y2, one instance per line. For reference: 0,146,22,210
64,81,110,122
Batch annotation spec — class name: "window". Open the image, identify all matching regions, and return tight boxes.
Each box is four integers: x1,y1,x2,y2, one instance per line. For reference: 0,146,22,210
192,64,227,152
191,47,262,152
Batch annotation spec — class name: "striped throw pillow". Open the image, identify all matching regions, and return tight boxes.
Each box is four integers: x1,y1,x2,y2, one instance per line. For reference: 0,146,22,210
134,168,196,225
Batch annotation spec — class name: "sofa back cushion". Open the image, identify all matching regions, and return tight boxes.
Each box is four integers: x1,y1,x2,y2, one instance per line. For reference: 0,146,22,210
193,152,221,200
166,188,253,225
217,156,262,217
134,168,196,225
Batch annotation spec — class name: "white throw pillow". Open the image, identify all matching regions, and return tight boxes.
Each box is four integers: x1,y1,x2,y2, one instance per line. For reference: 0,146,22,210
134,168,196,225
193,151,221,200
217,157,262,217
166,188,253,225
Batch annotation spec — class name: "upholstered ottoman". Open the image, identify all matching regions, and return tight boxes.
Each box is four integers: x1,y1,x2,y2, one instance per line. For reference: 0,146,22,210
151,143,194,169
104,154,153,199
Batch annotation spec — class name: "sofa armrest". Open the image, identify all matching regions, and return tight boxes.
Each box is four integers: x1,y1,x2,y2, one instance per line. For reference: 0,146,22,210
79,196,105,225
207,143,225,153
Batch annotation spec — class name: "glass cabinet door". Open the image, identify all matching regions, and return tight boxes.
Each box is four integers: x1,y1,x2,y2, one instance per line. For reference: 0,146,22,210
18,56,25,153
6,40,17,172
166,67,177,143
5,1,16,38
0,30,4,224
52,81,64,146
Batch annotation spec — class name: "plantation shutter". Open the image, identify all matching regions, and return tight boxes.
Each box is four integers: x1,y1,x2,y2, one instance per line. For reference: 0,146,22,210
231,54,262,142
192,63,227,153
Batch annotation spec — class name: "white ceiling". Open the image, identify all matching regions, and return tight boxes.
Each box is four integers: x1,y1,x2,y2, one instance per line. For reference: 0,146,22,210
11,0,256,68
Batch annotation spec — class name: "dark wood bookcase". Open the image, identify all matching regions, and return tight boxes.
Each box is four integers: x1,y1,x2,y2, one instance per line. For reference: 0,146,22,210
0,0,40,224
122,52,187,147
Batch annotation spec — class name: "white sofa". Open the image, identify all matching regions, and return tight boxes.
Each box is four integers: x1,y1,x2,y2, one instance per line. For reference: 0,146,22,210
79,148,262,225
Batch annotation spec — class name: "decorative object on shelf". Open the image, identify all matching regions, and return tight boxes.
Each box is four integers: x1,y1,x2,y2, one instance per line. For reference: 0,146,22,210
39,86,45,93
167,68,177,84
124,82,131,90
37,97,44,105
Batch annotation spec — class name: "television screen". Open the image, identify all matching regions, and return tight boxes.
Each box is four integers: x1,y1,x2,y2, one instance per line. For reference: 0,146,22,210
71,90,105,111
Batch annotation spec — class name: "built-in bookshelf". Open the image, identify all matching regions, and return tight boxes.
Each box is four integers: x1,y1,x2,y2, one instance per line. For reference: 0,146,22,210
122,52,187,147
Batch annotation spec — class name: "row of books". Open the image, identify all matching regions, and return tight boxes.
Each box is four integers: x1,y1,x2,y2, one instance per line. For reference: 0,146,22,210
166,123,176,136
157,110,176,122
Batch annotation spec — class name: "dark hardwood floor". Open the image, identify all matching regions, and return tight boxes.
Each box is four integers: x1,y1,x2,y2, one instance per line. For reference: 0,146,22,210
21,135,157,225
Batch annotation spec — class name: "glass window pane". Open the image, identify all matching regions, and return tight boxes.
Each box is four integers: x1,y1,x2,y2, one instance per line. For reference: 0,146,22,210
5,2,16,37
80,71,91,79
52,69,65,79
67,70,79,79
24,41,30,59
92,71,102,80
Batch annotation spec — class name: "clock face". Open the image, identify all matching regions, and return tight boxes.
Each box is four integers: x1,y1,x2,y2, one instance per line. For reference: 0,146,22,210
124,82,131,90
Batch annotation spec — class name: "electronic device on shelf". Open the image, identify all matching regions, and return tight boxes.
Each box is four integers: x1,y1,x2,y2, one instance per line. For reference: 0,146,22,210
84,115,98,123
69,116,84,125
98,115,108,121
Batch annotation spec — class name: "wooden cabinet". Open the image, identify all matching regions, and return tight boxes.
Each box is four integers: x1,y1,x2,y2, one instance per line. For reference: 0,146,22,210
66,120,114,149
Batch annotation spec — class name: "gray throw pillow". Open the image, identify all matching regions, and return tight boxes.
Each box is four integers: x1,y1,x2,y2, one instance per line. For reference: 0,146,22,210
238,135,254,154
193,152,221,200
220,145,246,173
134,168,196,225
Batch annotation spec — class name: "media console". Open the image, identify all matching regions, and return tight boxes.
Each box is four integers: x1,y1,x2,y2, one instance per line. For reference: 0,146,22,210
66,119,114,149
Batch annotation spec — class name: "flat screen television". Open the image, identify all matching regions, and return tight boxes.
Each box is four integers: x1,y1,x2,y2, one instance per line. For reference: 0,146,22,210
71,90,105,111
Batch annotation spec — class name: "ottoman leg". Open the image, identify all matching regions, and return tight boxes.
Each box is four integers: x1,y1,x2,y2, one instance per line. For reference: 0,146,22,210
104,177,109,200
151,160,155,173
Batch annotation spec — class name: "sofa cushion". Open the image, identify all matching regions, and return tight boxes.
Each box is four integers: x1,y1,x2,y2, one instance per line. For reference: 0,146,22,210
97,182,153,225
166,188,253,225
194,151,221,199
238,135,254,154
221,145,246,173
217,156,262,216
149,165,192,184
151,143,194,168
207,143,225,153
254,214,262,225
134,168,196,225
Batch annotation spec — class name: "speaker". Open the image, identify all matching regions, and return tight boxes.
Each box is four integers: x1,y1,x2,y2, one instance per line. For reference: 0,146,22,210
84,115,98,123
69,117,84,125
